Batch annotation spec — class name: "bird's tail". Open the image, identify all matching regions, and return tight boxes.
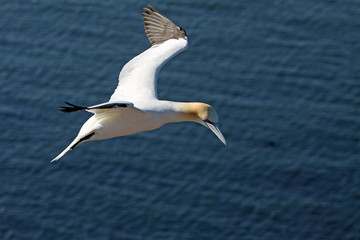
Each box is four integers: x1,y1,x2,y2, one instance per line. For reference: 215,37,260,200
51,132,95,162
51,137,80,162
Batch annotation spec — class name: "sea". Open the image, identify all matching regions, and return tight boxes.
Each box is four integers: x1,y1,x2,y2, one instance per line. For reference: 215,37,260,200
1,0,359,239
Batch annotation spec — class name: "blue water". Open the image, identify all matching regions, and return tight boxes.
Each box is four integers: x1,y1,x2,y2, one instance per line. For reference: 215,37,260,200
1,0,360,239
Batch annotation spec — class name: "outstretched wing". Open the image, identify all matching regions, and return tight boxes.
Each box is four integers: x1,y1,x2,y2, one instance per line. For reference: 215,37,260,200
59,101,144,114
109,5,188,103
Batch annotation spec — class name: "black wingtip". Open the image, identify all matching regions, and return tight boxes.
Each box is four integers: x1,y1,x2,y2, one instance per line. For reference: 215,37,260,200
59,102,87,113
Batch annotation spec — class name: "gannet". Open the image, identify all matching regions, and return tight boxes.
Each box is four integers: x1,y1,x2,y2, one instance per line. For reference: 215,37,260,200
52,5,226,162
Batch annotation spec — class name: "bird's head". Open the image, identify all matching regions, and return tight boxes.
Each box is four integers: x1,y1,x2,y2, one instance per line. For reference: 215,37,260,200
180,102,226,145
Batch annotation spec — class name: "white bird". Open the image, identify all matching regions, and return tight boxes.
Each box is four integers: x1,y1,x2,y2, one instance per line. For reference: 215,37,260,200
52,5,226,162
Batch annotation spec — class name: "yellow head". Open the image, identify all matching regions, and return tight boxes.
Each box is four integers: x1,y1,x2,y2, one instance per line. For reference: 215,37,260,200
179,102,226,145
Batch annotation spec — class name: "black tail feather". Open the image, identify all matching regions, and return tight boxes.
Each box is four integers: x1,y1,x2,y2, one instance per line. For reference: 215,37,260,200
60,102,87,113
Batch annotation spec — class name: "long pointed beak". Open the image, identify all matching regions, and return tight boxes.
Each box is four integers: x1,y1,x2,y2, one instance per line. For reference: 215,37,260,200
204,122,227,145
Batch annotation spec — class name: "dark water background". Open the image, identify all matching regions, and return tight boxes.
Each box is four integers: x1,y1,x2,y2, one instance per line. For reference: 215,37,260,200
1,0,360,239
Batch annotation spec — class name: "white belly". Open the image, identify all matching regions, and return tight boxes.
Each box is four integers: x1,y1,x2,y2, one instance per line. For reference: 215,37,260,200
88,108,165,140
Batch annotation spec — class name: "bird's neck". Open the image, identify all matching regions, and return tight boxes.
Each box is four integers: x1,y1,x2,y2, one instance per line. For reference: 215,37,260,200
158,101,207,124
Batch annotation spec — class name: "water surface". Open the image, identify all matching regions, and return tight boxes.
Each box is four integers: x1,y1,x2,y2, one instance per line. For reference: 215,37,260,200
1,0,359,239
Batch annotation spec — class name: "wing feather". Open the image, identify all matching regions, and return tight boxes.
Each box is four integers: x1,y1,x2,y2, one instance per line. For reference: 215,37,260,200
142,5,187,45
109,5,188,103
59,101,138,114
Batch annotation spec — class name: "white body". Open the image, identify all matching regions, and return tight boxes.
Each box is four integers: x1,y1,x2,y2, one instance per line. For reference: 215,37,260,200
82,101,190,141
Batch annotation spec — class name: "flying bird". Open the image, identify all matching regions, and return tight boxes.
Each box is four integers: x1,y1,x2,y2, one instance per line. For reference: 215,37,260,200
52,5,226,162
